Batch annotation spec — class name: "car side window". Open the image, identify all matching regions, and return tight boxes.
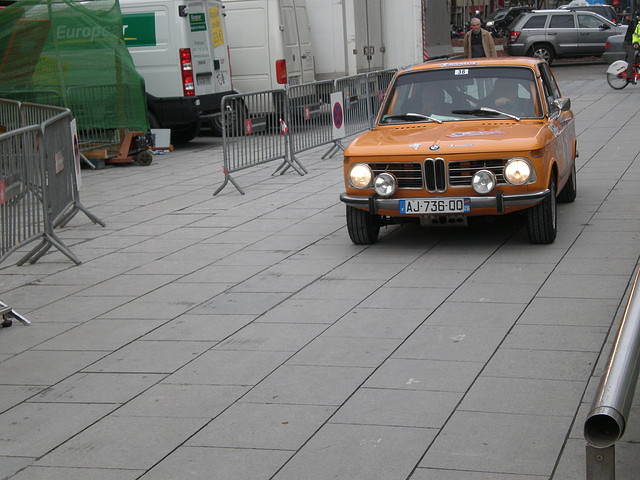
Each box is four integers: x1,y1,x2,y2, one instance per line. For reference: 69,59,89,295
523,15,547,29
539,63,561,113
549,15,575,28
578,14,604,28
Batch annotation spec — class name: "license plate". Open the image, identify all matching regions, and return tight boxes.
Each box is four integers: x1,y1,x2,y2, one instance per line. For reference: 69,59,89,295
288,76,301,86
399,198,470,214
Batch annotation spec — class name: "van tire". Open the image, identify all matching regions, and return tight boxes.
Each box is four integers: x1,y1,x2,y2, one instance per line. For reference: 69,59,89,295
171,122,200,144
529,44,555,64
212,100,248,137
148,110,160,130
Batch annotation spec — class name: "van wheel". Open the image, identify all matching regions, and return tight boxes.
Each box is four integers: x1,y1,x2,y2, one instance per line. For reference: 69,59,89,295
148,111,160,130
527,176,557,244
171,122,200,144
529,44,555,64
212,100,248,137
346,206,380,245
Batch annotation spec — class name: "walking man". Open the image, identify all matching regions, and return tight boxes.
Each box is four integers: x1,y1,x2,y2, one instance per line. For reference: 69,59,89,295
464,18,497,58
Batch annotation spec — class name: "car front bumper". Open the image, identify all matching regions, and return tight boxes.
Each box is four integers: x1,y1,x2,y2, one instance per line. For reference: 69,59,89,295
339,189,550,215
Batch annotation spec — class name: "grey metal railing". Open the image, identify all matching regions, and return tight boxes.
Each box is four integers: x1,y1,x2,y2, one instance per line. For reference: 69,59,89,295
584,267,640,479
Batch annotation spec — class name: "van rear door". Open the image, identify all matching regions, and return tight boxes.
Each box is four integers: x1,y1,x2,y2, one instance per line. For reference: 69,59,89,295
185,0,232,95
279,0,314,85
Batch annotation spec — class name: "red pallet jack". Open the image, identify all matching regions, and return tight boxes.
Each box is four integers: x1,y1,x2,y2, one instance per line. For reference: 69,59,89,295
84,130,154,168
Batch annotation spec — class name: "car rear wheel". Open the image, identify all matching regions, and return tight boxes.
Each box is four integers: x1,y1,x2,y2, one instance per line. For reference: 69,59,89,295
529,44,555,64
346,206,380,245
606,71,628,90
557,163,577,203
527,176,557,244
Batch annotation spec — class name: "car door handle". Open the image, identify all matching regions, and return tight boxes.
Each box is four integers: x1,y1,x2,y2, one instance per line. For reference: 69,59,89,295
548,32,557,35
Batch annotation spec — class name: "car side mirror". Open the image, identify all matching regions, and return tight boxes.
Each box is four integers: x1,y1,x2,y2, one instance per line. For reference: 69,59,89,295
600,23,610,30
553,97,571,112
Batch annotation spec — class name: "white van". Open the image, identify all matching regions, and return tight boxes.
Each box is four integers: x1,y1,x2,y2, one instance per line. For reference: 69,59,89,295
120,0,235,141
222,0,315,93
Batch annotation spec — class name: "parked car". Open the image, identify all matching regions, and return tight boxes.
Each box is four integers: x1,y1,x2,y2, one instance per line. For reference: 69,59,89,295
604,33,626,63
340,57,577,246
506,9,627,64
558,3,619,24
484,6,532,37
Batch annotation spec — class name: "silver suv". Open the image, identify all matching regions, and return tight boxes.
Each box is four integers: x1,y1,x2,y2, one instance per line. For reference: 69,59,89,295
506,10,626,64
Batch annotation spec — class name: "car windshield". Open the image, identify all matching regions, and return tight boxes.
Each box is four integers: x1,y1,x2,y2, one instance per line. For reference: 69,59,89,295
487,9,508,21
379,66,542,124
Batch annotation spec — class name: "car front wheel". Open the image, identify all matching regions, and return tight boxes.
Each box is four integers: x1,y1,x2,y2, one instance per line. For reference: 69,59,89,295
346,206,380,245
557,163,577,203
527,176,557,244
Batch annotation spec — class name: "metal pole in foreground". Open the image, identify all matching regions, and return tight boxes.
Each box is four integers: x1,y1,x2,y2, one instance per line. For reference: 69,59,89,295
584,268,640,449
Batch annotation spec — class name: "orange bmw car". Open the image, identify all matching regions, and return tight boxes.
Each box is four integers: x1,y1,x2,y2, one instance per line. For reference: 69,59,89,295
340,57,577,245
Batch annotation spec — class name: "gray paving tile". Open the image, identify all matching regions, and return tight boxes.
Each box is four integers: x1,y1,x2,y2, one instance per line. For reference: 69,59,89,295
460,376,584,416
113,383,248,418
83,274,180,297
518,296,620,327
419,411,571,476
482,348,597,381
240,364,373,405
358,285,453,310
288,336,401,367
0,322,77,355
0,350,107,386
30,372,165,404
176,263,267,283
140,446,292,480
448,281,538,304
33,318,166,351
412,470,546,480
363,358,484,393
538,273,632,299
141,313,256,341
24,295,136,323
229,272,319,293
465,262,553,285
0,457,35,480
187,403,336,450
294,278,387,301
36,416,207,469
424,301,525,329
192,291,291,315
0,385,45,411
502,324,608,352
84,340,212,374
322,307,428,339
215,322,326,351
331,387,461,428
273,423,437,480
394,325,508,362
256,297,358,324
0,403,116,457
8,466,145,479
165,349,291,385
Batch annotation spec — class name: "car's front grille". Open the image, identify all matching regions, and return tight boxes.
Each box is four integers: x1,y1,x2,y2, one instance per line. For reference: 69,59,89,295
424,157,447,193
367,158,508,191
369,163,423,189
449,159,507,186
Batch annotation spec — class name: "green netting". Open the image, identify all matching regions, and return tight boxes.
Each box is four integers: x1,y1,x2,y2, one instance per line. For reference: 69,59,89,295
0,0,148,131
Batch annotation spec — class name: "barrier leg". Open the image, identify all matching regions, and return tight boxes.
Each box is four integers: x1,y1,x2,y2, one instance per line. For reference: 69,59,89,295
586,445,615,480
55,201,106,229
214,171,245,196
322,140,345,159
273,153,308,176
16,233,81,266
0,301,31,326
80,152,96,169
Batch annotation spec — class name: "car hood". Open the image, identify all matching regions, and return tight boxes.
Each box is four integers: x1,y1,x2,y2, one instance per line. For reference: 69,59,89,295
345,121,554,157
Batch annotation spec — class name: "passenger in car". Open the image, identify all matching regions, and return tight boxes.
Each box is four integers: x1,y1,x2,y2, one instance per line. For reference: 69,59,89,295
489,79,532,116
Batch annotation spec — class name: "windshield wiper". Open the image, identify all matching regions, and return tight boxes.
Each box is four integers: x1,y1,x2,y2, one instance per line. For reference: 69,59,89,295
451,107,520,122
381,113,443,124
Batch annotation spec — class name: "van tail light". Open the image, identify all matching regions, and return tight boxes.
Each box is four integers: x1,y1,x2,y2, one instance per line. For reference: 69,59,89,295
509,31,520,43
179,48,195,97
275,59,287,85
605,41,611,51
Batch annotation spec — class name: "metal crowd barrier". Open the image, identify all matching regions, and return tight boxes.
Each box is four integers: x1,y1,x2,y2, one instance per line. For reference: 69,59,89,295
215,68,397,195
214,89,306,195
0,98,104,266
583,267,640,479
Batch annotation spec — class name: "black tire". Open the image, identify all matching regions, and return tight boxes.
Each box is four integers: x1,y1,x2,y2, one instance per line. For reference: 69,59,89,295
135,150,153,166
148,110,160,130
212,100,248,137
529,44,555,65
527,176,557,244
607,71,628,90
557,162,577,203
346,206,380,245
171,122,200,144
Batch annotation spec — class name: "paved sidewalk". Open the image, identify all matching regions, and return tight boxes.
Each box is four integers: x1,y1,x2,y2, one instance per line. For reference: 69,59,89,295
1,64,640,480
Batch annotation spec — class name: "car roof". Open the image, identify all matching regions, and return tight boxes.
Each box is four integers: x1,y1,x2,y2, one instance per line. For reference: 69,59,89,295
399,56,543,75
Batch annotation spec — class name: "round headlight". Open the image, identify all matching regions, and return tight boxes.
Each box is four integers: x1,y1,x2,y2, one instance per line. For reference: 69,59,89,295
374,173,397,197
348,163,373,189
472,169,496,194
504,158,532,185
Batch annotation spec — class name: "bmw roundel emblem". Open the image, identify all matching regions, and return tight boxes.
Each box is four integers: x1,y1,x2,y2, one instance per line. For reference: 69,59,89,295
429,145,440,151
